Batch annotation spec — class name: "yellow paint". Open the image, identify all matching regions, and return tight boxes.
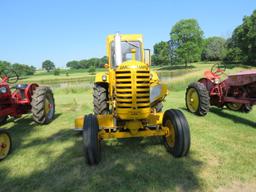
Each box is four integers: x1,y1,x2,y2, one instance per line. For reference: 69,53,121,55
75,34,170,140
0,131,11,160
186,88,199,112
95,72,109,83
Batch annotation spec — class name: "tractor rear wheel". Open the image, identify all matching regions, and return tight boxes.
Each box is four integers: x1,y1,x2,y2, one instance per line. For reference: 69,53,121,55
186,82,210,116
83,114,101,165
226,103,252,113
31,86,55,124
163,109,190,157
93,83,109,115
0,129,12,161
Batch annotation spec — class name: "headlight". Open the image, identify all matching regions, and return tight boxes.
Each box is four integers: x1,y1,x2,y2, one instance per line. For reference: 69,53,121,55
102,75,107,81
0,87,7,94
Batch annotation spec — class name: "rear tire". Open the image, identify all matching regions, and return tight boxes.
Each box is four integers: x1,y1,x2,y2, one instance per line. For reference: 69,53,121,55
0,129,12,161
163,109,190,157
31,86,55,124
93,83,109,115
186,82,210,116
226,103,252,113
83,114,101,165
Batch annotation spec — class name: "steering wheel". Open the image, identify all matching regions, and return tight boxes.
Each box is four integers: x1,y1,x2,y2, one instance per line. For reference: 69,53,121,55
0,69,19,84
211,63,226,76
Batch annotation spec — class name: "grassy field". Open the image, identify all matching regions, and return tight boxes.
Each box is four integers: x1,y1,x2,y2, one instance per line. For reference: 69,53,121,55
0,63,256,192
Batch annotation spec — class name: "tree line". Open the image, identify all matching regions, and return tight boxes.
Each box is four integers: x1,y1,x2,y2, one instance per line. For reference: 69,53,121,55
152,9,256,67
0,60,36,76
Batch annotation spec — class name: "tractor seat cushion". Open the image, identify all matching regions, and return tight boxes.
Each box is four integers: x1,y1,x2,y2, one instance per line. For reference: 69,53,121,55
16,84,28,90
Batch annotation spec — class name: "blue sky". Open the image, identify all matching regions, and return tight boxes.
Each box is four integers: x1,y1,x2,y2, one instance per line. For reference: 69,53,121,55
0,0,255,68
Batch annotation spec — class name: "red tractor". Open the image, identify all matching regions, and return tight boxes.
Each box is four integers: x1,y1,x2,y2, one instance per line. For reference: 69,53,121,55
185,63,256,116
0,69,55,160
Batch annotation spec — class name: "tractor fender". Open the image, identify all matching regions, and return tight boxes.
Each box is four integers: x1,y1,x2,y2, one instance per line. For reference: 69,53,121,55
25,83,39,101
95,72,109,84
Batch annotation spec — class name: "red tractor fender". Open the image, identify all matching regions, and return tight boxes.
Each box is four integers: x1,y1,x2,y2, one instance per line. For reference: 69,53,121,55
25,83,39,101
198,78,215,92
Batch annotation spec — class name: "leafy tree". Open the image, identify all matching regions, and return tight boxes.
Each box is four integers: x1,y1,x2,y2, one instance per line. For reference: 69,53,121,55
66,60,80,69
42,60,55,72
170,19,204,67
224,10,256,65
202,37,226,61
88,66,96,74
151,41,170,66
53,68,60,76
0,60,11,70
12,63,36,76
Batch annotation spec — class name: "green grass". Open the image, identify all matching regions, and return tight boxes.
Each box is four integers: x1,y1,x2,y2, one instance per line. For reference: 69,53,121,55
0,63,256,191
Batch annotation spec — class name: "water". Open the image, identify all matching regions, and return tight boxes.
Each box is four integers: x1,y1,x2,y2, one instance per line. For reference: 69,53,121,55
42,69,194,89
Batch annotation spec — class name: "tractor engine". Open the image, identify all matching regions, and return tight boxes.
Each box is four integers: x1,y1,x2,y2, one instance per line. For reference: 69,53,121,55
115,61,151,120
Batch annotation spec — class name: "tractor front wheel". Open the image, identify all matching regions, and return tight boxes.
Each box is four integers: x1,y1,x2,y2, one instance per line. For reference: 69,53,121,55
0,129,12,161
83,114,101,165
186,82,210,116
163,109,190,157
93,83,109,115
31,86,55,124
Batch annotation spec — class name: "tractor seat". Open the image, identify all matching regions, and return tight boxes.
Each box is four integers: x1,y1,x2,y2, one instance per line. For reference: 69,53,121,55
15,84,28,90
204,70,221,81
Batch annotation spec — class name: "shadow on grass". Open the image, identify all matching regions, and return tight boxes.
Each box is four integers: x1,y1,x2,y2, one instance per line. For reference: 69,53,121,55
0,132,204,192
4,113,62,151
210,108,256,128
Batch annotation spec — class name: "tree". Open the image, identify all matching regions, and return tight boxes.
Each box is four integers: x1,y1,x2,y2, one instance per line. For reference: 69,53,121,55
66,60,80,69
201,37,226,61
170,19,204,67
42,60,55,72
224,10,256,65
151,41,170,66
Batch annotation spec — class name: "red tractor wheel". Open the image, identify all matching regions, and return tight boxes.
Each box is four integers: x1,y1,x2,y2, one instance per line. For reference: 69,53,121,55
185,82,210,116
31,86,55,124
0,129,12,161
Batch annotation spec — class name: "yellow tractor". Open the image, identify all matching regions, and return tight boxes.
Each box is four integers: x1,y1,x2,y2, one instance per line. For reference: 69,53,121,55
75,33,191,165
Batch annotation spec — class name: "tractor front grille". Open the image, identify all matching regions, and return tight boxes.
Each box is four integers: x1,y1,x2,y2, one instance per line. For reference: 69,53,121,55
115,68,150,120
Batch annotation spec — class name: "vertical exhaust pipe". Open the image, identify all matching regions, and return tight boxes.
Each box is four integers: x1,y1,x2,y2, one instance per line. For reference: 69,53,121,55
114,33,122,66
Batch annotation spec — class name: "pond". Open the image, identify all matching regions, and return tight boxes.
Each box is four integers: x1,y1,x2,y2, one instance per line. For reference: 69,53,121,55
42,69,196,90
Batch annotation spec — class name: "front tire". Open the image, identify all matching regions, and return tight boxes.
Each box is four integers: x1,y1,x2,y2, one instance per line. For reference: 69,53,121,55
163,109,190,157
0,129,12,161
186,82,210,116
31,86,55,124
83,114,101,165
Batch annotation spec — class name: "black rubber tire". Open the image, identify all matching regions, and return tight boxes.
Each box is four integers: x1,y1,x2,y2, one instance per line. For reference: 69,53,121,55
186,82,210,116
226,103,252,113
93,83,109,115
0,129,12,161
0,116,8,126
163,109,191,157
83,114,101,165
31,86,55,124
241,104,252,113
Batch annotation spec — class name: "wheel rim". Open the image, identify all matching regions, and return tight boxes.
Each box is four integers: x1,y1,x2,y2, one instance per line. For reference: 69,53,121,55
165,120,175,147
0,132,11,160
44,97,54,119
187,88,199,113
227,103,242,111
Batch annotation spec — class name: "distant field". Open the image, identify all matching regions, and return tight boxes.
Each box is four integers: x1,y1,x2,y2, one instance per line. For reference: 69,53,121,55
0,63,255,191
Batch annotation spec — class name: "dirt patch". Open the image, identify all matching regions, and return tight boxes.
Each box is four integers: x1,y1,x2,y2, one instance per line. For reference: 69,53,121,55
217,180,256,192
